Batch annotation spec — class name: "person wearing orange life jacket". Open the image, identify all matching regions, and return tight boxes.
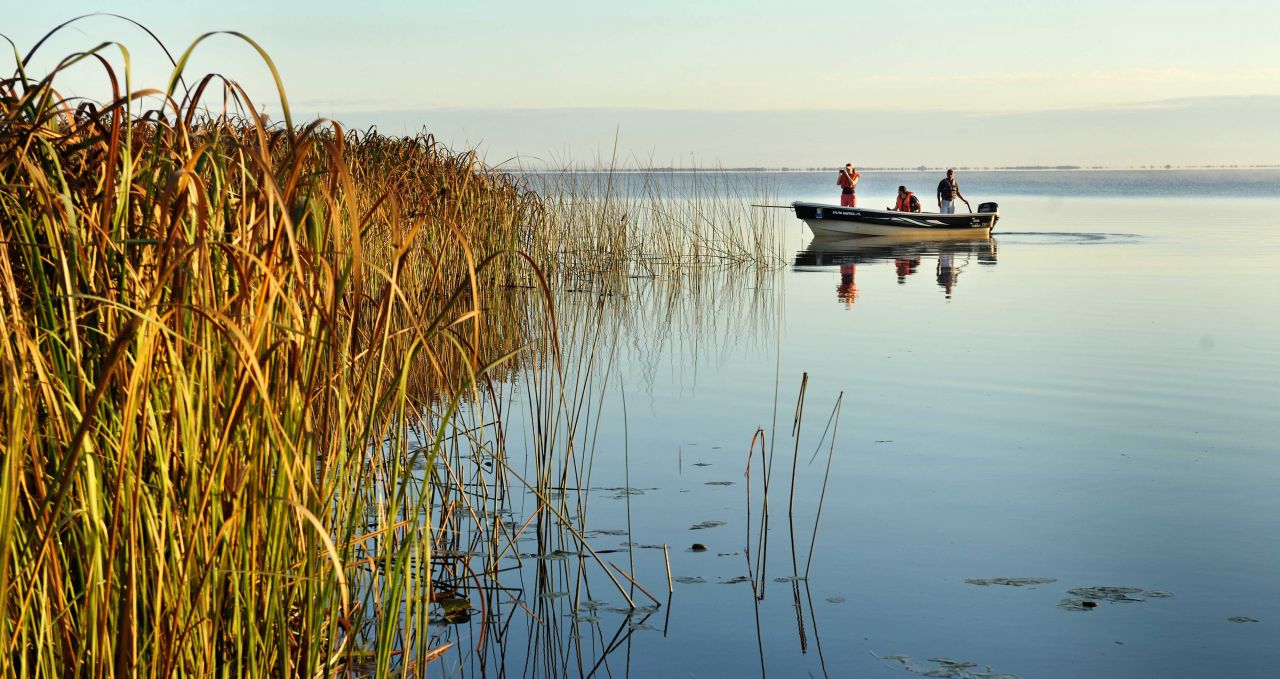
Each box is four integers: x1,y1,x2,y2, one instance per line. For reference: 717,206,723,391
836,163,860,207
891,185,922,212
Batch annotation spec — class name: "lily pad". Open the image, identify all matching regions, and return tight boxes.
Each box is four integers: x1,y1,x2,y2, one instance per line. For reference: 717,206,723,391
719,575,751,585
704,480,735,486
1066,586,1144,602
433,549,480,559
826,596,846,604
534,549,577,561
436,597,473,624
965,577,1056,587
690,520,725,530
928,658,978,670
674,576,706,584
878,654,1017,679
1058,598,1094,612
1228,616,1259,623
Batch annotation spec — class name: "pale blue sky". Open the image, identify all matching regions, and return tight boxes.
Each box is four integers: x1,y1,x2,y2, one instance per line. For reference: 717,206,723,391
7,2,1280,166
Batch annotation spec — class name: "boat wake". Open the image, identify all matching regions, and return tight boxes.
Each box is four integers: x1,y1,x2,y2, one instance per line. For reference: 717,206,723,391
993,231,1143,245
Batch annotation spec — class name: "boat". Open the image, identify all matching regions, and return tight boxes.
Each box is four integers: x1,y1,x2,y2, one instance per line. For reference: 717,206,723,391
792,200,999,238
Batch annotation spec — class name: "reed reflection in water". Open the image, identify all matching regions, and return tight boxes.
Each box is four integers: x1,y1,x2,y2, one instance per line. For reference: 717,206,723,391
415,259,803,677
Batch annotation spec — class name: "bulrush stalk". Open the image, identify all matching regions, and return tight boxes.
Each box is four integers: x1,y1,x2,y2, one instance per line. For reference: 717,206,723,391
2,21,787,679
0,25,539,678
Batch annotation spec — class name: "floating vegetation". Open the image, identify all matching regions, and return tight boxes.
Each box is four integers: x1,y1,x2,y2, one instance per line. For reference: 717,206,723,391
434,549,482,560
690,520,726,530
689,544,709,552
965,577,1057,587
540,592,570,600
1058,599,1094,612
704,481,736,486
607,605,661,617
1058,585,1170,611
1066,586,1145,603
1228,616,1259,624
693,462,713,467
880,655,1019,679
674,576,707,585
929,658,979,672
586,528,630,537
825,596,846,604
719,576,752,585
600,486,653,495
773,576,808,583
435,598,475,625
525,549,578,561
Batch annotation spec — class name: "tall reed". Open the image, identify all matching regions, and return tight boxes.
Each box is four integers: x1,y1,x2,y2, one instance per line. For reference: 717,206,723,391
0,28,541,677
3,20,792,678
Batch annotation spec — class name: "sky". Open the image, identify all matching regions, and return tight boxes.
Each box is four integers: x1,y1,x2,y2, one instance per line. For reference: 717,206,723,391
6,1,1280,168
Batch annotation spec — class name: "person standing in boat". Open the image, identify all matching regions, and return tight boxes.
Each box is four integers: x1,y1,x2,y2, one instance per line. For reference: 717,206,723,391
891,185,922,212
936,168,968,214
837,163,860,207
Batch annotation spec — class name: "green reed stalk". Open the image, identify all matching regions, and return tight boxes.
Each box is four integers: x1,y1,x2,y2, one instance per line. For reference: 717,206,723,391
1,25,543,677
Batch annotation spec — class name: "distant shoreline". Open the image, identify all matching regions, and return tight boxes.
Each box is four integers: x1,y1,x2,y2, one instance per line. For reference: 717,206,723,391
515,165,1280,173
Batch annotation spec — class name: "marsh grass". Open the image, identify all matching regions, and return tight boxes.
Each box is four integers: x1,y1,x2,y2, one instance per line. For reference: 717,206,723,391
2,20,789,678
523,167,787,286
0,25,550,677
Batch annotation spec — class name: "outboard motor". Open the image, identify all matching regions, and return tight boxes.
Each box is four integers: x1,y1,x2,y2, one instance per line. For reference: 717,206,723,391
977,202,998,213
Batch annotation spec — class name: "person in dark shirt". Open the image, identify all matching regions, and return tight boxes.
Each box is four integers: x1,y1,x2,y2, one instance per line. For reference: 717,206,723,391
936,168,968,214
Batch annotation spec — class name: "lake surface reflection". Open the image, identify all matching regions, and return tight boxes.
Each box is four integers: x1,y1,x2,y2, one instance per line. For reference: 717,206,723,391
431,171,1280,678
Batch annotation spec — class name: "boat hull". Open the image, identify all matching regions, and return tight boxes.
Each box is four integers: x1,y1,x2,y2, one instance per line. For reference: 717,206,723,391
792,201,997,238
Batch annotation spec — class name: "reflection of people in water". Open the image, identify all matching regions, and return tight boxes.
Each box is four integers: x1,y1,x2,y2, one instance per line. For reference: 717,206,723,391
936,252,959,298
837,262,858,307
894,256,921,284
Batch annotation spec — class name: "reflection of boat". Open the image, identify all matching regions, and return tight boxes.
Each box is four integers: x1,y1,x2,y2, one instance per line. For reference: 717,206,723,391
792,201,998,237
795,235,998,303
792,235,998,269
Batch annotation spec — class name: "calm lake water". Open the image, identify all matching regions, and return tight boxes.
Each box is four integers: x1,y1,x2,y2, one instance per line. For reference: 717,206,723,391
433,170,1280,678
